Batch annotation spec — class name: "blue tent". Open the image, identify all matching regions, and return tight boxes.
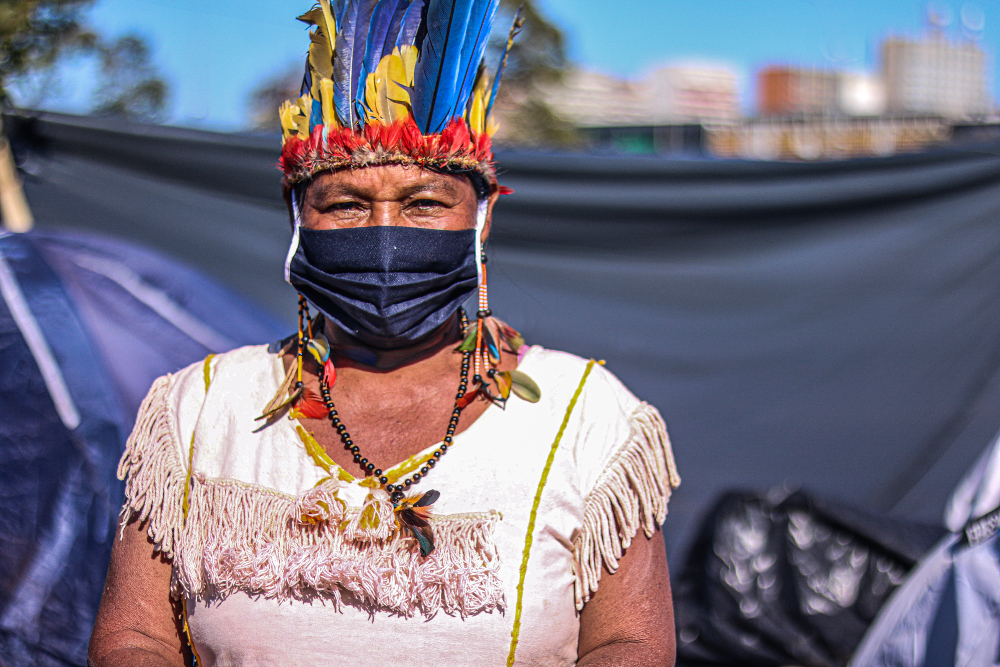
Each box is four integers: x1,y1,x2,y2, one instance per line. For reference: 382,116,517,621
0,229,285,666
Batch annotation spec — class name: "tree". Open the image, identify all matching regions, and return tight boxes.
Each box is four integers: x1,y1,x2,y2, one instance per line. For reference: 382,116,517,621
0,0,168,120
91,35,168,121
487,0,579,147
0,0,97,108
245,0,576,146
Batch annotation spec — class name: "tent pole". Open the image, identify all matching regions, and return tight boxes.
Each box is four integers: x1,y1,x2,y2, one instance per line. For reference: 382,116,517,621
0,117,33,233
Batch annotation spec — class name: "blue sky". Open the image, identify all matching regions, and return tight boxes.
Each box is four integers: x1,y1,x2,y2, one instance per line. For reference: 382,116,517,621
59,0,998,130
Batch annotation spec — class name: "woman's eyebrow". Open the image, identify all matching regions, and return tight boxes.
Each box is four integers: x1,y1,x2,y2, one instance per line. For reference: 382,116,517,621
397,181,460,199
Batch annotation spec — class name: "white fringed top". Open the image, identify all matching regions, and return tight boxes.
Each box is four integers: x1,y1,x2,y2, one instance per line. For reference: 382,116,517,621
118,344,679,666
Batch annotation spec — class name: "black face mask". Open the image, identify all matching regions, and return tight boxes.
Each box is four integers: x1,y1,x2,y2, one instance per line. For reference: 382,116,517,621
287,225,479,349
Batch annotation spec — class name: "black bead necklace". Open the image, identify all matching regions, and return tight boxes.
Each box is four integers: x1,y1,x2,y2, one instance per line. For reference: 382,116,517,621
316,308,472,504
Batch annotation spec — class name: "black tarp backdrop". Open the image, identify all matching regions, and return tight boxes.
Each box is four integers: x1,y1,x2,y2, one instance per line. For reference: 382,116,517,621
9,111,1000,567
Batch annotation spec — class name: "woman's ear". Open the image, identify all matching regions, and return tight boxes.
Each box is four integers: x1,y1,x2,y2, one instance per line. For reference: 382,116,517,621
480,179,500,242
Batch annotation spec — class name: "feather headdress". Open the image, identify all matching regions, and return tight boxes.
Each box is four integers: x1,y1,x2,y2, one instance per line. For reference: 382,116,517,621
278,0,519,185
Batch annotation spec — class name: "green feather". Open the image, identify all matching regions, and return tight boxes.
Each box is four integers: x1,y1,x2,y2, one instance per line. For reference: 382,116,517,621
510,370,541,403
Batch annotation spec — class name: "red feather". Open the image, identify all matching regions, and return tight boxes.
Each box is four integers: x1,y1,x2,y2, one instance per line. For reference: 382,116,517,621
456,385,479,409
323,359,337,387
294,388,328,419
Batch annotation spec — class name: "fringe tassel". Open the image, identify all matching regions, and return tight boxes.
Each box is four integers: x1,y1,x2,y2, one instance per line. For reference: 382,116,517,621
117,375,505,618
572,403,680,610
117,375,187,557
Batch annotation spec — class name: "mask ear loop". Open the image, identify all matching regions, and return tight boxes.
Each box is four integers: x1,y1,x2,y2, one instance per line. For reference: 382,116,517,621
284,190,303,285
473,198,489,385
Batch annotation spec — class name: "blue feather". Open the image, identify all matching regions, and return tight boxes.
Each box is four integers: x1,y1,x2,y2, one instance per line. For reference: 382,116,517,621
356,0,409,121
412,0,477,134
310,98,324,132
368,0,411,64
333,0,360,126
351,0,379,105
486,6,523,118
395,0,425,47
451,0,500,122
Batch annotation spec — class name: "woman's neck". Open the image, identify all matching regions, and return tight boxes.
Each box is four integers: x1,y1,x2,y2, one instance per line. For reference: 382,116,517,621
323,313,464,372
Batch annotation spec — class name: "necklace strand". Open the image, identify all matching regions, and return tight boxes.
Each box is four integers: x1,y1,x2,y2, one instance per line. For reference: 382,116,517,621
316,308,471,503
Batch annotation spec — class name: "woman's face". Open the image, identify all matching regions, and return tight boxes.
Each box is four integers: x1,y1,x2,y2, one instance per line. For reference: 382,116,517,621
299,165,496,237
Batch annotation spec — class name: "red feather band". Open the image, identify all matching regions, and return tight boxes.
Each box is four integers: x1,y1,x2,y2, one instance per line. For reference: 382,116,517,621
278,118,496,186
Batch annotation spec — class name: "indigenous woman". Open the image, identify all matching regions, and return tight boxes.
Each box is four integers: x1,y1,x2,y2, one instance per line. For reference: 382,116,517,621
89,1,680,665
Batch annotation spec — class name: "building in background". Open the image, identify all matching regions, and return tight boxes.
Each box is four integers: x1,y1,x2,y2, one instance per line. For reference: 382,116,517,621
544,63,739,153
881,34,990,119
542,10,995,160
757,66,886,118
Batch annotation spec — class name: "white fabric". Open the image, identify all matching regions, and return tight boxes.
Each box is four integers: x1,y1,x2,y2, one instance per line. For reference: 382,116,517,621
133,344,675,666
849,428,1000,667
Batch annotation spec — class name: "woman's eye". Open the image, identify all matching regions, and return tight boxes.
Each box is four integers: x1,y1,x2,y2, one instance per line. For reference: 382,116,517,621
326,201,363,212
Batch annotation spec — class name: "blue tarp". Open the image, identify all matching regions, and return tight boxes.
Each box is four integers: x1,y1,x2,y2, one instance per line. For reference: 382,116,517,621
0,229,284,666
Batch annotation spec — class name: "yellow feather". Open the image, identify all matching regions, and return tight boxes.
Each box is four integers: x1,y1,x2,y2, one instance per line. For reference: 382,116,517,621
320,78,338,129
398,45,418,85
308,29,334,101
376,51,408,123
297,7,324,26
318,0,338,51
294,93,312,138
486,116,499,137
279,101,296,143
364,72,380,123
468,64,490,134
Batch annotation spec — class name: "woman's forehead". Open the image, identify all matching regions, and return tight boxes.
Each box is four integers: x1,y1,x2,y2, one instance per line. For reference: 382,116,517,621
307,165,474,198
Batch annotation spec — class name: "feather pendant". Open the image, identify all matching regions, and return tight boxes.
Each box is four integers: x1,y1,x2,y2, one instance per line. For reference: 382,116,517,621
510,370,541,403
291,388,329,420
333,0,360,127
395,490,439,556
395,0,426,47
456,320,479,351
456,383,480,408
414,489,440,507
256,360,300,421
486,5,523,118
497,321,524,352
324,358,337,386
452,0,500,122
482,323,500,364
306,334,331,365
493,370,512,400
411,0,476,133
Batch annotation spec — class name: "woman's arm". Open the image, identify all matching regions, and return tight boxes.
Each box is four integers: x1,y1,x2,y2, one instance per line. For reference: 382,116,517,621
88,515,190,667
577,529,676,666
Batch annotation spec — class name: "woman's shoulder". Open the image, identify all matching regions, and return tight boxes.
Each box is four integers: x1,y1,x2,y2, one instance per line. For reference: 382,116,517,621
165,343,278,408
520,345,643,423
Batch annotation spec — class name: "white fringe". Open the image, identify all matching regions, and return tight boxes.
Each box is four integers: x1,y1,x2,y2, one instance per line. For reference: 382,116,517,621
572,403,680,610
117,375,506,619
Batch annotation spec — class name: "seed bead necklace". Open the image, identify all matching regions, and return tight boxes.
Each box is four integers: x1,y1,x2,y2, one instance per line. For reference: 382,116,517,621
316,308,471,504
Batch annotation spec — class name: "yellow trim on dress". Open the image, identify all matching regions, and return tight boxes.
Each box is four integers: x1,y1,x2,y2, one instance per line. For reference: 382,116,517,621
507,359,595,666
182,353,214,667
296,425,356,483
